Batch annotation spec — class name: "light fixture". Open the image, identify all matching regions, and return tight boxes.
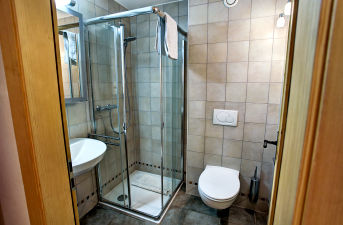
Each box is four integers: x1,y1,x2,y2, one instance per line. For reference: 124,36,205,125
223,0,239,8
277,13,285,28
56,0,76,6
284,0,292,16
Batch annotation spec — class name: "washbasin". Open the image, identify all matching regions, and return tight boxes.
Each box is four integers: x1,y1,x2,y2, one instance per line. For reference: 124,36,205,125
70,138,107,177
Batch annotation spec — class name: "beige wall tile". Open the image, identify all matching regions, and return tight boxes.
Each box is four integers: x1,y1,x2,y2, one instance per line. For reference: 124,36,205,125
189,0,208,6
207,83,226,101
261,163,274,181
243,123,266,142
229,0,251,20
67,102,87,126
242,141,264,161
251,0,276,18
188,135,205,152
270,61,285,82
227,41,249,62
222,157,241,171
69,122,89,139
227,62,248,82
269,83,282,104
206,101,225,119
189,83,207,100
263,145,276,163
205,119,224,138
245,103,268,123
249,39,273,61
189,118,206,135
225,102,246,122
189,24,208,45
228,19,250,42
250,16,275,40
207,63,227,82
226,83,247,102
246,83,269,103
189,64,207,83
208,2,229,23
204,154,222,167
267,104,279,124
241,159,262,178
189,4,208,25
224,122,244,140
187,166,204,184
272,38,287,60
189,101,206,118
248,62,272,83
187,151,204,168
189,44,208,63
205,137,223,155
265,124,278,140
223,139,243,158
208,43,228,63
259,180,272,199
208,22,228,43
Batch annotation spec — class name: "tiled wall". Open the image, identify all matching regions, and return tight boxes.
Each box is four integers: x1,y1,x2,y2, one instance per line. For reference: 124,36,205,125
63,0,132,218
129,1,188,177
186,0,289,212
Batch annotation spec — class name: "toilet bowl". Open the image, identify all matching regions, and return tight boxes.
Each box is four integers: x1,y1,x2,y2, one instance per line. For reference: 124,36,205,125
198,166,240,210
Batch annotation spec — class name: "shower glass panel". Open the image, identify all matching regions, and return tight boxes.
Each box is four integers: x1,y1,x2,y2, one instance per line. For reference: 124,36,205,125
161,33,185,208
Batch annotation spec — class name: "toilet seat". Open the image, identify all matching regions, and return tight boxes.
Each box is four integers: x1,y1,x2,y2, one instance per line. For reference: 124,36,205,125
198,166,240,201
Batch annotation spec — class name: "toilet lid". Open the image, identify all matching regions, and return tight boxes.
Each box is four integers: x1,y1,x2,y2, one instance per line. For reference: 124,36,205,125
198,167,240,201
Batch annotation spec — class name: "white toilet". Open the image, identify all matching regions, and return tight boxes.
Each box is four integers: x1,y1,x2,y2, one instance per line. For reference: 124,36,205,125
198,165,240,210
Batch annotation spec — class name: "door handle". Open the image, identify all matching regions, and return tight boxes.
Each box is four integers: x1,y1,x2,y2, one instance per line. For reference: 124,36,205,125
263,140,277,148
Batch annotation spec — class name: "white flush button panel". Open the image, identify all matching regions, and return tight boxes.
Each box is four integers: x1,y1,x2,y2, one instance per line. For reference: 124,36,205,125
213,109,238,126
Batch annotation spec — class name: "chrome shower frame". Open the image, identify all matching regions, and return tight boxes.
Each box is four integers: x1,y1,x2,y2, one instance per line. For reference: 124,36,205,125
86,6,187,224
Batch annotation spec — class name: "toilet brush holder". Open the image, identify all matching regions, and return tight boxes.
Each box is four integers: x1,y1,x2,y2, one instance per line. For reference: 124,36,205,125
249,166,260,203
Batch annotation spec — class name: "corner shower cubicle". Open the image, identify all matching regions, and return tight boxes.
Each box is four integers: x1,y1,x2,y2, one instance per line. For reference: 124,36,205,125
83,6,187,222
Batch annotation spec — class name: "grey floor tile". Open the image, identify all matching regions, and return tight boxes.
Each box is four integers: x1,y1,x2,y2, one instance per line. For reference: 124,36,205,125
189,196,219,218
109,213,145,225
183,210,220,225
255,212,268,225
160,206,188,225
172,189,193,209
228,206,255,225
80,206,119,225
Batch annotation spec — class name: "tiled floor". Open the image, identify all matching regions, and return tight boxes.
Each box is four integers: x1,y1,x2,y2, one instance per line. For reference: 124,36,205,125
80,185,268,225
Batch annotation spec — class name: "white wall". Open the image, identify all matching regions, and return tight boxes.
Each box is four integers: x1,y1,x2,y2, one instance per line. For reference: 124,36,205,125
0,45,30,224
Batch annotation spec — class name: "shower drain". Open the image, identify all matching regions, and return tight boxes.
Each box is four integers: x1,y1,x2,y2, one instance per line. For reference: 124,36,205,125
117,194,128,201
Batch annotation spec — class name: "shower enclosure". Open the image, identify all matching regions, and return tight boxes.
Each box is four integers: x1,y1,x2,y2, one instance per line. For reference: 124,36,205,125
84,6,187,222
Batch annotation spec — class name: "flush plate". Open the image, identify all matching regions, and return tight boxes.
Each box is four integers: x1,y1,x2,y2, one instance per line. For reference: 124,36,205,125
213,109,238,126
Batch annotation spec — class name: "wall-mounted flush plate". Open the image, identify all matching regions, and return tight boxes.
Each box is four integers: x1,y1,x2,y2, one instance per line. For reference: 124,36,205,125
213,109,238,126
224,0,239,8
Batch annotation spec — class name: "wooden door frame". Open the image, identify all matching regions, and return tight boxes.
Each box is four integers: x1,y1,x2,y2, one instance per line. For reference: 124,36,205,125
268,0,339,224
0,0,78,224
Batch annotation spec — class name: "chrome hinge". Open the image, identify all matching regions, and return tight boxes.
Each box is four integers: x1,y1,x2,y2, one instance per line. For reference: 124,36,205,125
68,159,76,190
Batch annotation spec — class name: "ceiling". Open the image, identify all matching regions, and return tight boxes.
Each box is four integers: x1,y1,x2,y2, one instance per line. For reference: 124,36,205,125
115,0,182,10
56,9,72,19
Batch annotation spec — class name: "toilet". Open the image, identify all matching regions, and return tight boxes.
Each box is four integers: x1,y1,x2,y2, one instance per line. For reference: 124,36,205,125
198,165,240,210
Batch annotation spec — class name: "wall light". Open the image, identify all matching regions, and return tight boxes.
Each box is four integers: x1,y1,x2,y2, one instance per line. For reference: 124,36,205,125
56,0,76,6
284,0,292,16
277,13,285,28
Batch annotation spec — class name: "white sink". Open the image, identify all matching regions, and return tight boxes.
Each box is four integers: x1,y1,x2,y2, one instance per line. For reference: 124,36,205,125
70,138,107,177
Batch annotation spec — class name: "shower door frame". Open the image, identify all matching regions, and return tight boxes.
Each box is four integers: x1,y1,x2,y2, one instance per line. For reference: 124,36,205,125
91,8,187,223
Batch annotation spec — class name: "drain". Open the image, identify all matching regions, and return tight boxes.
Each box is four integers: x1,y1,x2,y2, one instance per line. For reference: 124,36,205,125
117,194,128,201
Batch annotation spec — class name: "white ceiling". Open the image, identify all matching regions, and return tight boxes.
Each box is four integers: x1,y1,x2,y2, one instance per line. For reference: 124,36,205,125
115,0,182,10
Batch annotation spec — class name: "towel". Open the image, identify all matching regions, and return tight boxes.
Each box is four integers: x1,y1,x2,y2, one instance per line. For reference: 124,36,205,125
63,31,77,66
164,13,178,60
155,13,178,60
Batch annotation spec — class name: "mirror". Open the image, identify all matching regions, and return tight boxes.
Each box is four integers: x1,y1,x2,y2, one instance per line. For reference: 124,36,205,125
57,6,87,103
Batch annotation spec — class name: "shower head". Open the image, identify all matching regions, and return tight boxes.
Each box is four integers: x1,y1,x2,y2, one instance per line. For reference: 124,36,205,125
124,37,137,43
